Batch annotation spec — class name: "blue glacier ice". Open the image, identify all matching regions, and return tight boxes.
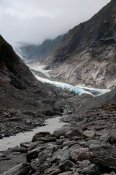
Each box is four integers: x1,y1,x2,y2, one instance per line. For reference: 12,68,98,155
34,75,110,96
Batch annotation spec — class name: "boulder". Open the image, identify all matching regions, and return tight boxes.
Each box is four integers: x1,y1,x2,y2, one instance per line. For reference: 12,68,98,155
66,127,85,139
44,167,61,175
90,145,116,170
83,130,95,138
78,160,91,169
26,147,43,162
1,162,35,175
58,171,74,175
71,148,91,161
32,132,51,142
106,130,116,145
53,126,69,138
59,160,75,171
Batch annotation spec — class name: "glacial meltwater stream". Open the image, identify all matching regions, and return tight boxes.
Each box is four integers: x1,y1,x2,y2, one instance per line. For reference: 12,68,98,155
0,63,111,152
0,117,66,151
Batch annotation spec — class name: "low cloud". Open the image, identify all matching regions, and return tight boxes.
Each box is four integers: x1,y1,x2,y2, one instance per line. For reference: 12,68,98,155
0,0,110,45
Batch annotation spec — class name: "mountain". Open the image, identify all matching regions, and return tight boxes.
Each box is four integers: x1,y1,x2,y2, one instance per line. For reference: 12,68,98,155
20,0,116,89
19,35,63,63
0,35,37,90
0,35,64,137
50,0,116,89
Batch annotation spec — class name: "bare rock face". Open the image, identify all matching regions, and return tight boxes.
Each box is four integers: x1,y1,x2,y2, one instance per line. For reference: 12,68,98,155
50,1,116,88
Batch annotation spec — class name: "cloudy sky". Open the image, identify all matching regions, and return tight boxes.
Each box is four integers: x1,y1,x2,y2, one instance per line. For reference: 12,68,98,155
0,0,110,45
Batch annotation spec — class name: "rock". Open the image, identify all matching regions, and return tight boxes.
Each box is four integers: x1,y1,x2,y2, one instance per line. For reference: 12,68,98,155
0,134,3,139
59,160,75,171
66,128,85,139
58,171,74,175
44,167,61,175
1,162,35,175
89,143,101,149
60,149,71,163
51,146,71,163
26,147,43,162
20,142,38,151
81,164,97,174
8,146,27,153
32,132,51,142
33,136,56,142
90,145,116,170
86,140,100,147
83,130,95,138
53,126,69,138
78,160,91,169
71,148,92,161
106,130,116,145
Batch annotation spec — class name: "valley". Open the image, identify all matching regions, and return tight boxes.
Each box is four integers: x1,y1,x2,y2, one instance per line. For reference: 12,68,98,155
0,0,116,175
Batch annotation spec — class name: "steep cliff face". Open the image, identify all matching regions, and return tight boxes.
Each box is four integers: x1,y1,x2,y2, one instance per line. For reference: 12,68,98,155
0,35,37,90
50,0,116,89
53,0,116,62
0,35,57,112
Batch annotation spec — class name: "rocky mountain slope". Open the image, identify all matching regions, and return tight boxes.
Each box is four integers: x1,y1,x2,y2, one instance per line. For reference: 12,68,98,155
50,0,116,89
0,35,65,137
20,0,116,89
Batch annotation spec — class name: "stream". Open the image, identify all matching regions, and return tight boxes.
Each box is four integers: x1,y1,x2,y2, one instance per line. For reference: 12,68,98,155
0,117,66,151
0,62,111,152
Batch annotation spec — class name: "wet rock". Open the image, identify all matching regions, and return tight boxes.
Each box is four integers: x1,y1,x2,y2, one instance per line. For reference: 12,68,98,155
53,126,69,138
59,160,75,171
26,147,43,162
71,148,91,161
32,132,51,142
8,146,27,153
1,162,35,175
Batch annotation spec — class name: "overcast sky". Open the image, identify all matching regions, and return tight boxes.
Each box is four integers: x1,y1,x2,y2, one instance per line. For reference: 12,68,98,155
0,0,110,45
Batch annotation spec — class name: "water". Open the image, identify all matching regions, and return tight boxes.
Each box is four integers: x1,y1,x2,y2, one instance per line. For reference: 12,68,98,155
0,117,66,151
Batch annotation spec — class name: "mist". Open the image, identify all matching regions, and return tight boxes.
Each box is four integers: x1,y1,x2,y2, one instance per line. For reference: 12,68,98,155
0,0,110,45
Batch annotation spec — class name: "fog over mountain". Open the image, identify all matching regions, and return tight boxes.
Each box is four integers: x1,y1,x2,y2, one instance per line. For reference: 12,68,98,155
0,0,110,45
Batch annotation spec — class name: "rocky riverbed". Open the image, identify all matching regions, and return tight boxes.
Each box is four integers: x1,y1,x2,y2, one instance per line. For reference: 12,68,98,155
0,103,116,175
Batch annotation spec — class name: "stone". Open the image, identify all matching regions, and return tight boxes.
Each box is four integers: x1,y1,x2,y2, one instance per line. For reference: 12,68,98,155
53,126,69,138
26,147,43,162
106,130,116,145
78,160,91,169
83,130,95,138
51,146,71,163
44,166,61,175
8,146,27,153
71,148,91,161
58,171,73,175
1,162,35,175
32,132,51,142
66,128,85,139
59,160,75,171
86,140,100,147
